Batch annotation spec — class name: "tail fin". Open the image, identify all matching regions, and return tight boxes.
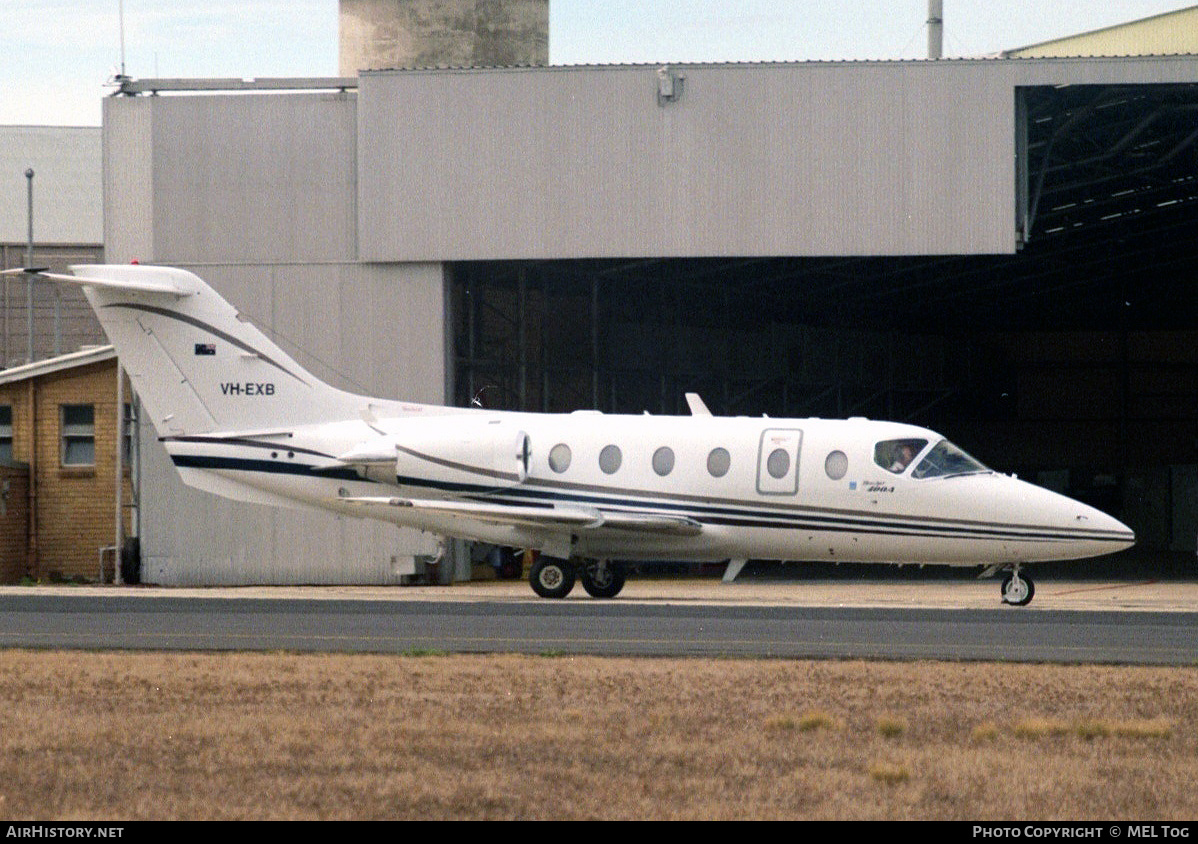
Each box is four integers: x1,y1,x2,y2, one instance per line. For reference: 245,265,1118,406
54,265,372,435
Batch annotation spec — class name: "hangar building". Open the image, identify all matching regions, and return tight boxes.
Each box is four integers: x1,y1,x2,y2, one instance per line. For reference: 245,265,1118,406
0,126,106,365
102,15,1198,583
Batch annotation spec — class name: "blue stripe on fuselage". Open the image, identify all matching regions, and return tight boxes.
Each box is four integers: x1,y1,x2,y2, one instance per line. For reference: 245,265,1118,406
166,451,1131,544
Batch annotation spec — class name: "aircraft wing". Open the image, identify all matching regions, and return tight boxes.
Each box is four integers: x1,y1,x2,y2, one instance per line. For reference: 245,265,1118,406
338,496,702,536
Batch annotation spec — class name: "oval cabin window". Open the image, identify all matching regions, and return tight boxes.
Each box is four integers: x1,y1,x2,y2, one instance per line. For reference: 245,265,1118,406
548,443,572,473
652,446,675,476
766,447,790,479
599,444,622,474
825,450,848,480
707,447,731,478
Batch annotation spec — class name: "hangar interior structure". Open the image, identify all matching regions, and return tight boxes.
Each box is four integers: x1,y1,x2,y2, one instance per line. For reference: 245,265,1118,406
105,53,1198,584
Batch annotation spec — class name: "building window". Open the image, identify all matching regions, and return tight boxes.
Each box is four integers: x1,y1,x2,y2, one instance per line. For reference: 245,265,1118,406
0,406,11,463
61,404,95,466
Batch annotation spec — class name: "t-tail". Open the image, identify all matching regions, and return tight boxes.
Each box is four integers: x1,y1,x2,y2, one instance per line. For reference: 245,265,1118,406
4,264,400,437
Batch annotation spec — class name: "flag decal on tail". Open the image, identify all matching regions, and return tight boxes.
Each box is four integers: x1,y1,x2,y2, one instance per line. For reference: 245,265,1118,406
103,302,311,386
195,343,216,355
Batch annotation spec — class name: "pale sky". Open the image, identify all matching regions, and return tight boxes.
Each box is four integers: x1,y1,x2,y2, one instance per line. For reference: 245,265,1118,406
2,0,1196,126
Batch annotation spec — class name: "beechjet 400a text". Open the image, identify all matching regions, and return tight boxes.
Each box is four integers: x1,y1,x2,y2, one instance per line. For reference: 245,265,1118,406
4,265,1135,605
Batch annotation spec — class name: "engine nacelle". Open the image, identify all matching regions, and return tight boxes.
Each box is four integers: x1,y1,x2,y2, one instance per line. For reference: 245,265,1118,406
342,417,531,488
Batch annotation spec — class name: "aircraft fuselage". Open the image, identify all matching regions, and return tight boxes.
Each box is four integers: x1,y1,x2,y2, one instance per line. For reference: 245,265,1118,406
163,410,1134,569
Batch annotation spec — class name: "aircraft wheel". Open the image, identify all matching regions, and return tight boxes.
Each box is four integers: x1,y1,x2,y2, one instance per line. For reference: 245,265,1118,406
580,560,626,599
1000,572,1035,606
530,556,576,599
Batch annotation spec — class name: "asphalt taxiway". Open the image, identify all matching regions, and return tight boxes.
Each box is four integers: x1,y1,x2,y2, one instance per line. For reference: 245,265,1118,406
3,568,1193,611
1,569,1196,663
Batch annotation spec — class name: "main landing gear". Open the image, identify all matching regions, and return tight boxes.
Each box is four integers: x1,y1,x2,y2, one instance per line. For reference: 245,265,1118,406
1000,566,1035,606
529,556,626,599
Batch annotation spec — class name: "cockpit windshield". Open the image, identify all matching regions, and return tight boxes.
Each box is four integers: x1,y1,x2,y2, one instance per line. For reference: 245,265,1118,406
874,439,928,474
911,440,991,479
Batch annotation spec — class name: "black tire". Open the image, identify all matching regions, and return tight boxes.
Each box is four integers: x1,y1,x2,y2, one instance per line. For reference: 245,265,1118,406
530,556,576,599
1000,572,1034,606
580,560,626,599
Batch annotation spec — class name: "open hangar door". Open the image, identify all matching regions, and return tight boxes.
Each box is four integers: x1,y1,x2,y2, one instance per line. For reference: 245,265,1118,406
450,82,1198,563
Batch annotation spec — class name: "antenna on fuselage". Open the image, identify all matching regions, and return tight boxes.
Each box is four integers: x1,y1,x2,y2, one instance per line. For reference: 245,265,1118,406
471,385,499,409
685,393,712,416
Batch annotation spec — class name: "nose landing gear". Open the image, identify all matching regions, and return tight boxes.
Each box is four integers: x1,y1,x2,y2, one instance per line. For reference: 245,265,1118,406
1000,566,1035,606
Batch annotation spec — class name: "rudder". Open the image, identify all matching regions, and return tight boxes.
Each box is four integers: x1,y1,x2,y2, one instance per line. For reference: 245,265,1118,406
71,264,366,435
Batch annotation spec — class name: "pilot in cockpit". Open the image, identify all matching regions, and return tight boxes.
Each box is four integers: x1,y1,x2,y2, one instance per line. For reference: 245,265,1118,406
889,442,917,473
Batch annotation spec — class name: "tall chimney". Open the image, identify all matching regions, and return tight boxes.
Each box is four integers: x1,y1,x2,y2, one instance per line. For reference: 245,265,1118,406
928,0,944,59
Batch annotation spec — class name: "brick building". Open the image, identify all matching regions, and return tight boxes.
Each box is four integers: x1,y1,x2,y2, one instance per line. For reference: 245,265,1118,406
0,346,135,583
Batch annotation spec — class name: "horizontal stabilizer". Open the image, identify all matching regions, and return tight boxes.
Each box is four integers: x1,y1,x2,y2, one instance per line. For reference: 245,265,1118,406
337,496,702,535
1,265,196,296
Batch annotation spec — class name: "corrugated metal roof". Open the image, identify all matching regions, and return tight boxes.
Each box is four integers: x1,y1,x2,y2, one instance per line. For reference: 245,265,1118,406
0,126,102,246
1003,4,1198,58
0,344,114,386
360,53,1198,73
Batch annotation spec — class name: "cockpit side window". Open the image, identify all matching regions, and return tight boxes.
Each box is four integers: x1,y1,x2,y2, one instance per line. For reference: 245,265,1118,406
874,439,928,474
911,440,990,479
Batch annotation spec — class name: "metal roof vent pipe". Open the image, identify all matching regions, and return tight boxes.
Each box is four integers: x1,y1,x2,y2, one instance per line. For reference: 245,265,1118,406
928,0,944,59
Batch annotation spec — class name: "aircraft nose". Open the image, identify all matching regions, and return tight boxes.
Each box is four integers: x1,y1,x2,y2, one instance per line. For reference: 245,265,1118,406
1046,488,1135,559
1067,501,1135,548
1000,477,1135,561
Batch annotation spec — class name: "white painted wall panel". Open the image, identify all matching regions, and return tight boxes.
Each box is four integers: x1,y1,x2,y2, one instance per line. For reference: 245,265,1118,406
102,98,154,262
358,63,1016,260
150,93,359,263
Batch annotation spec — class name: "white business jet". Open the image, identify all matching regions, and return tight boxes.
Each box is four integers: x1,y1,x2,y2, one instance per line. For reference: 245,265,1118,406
4,265,1135,605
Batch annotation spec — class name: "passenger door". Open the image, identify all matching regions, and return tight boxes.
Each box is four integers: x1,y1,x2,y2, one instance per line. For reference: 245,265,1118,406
757,428,802,494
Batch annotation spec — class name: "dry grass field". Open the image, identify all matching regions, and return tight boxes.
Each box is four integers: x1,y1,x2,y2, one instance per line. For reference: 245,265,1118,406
1,649,1196,821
